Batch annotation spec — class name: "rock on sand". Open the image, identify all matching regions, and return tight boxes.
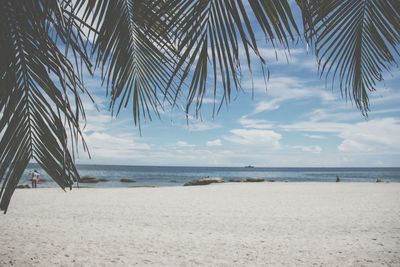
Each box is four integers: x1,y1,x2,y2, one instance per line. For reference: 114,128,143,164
184,177,224,186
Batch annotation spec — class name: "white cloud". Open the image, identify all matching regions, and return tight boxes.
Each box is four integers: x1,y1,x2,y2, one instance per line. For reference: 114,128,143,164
254,99,281,113
257,48,305,65
200,97,217,105
369,87,400,105
293,145,322,154
338,140,372,152
280,121,346,133
206,139,222,147
176,141,196,147
242,75,336,115
83,113,116,132
185,120,222,132
281,118,400,153
337,118,400,152
245,76,335,100
82,131,151,161
243,45,319,72
224,129,281,148
297,58,319,72
87,131,149,149
304,134,325,139
303,108,363,122
370,108,400,115
238,117,275,129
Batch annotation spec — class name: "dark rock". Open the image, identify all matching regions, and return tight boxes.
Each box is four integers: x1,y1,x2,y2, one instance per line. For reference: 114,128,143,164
245,178,264,182
184,177,224,186
376,178,383,183
266,179,275,182
16,184,31,189
80,175,97,180
80,179,99,184
80,175,99,183
98,178,109,182
229,179,245,183
120,178,136,183
129,185,157,188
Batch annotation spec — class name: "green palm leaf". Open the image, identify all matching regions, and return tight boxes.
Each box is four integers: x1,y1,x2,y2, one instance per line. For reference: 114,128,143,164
300,0,400,113
164,0,299,115
81,0,178,125
0,0,90,212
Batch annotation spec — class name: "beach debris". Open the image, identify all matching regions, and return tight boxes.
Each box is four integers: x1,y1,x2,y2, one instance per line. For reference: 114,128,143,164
245,178,264,182
336,176,340,182
16,184,30,189
120,178,136,183
184,177,224,186
80,176,99,183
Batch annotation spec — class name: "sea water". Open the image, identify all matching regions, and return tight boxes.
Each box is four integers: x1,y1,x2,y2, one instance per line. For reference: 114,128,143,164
17,164,400,188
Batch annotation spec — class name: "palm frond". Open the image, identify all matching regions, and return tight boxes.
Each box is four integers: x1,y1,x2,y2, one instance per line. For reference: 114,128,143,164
300,0,400,113
0,0,90,212
164,0,299,115
80,0,178,125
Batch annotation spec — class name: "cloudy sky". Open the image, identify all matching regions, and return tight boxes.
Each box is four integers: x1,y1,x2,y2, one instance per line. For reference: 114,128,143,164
72,7,400,167
75,44,400,167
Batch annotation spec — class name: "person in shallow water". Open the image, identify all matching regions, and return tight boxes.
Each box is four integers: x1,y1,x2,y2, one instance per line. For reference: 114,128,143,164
31,170,40,188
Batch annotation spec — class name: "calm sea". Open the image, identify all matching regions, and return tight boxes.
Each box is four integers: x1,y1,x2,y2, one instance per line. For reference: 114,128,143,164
18,164,400,188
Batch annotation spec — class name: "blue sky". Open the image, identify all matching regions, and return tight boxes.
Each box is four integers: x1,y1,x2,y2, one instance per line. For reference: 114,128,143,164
76,43,400,167
72,5,400,167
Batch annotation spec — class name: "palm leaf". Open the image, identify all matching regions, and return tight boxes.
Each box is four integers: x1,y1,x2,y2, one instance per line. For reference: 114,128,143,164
0,0,90,212
80,0,178,126
299,0,400,113
164,0,299,116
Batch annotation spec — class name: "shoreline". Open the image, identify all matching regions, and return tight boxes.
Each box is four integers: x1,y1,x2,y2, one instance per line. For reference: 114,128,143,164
2,183,400,266
14,180,398,190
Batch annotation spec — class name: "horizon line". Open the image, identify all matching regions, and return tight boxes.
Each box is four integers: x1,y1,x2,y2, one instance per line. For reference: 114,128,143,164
27,162,400,169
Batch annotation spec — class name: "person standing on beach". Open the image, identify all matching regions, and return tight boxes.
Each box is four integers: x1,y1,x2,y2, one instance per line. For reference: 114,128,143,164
31,170,40,188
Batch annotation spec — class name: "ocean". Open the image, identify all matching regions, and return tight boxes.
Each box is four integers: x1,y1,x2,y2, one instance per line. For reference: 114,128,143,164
18,164,400,188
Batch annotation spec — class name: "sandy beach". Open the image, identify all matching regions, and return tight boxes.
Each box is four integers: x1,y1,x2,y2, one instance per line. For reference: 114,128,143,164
1,183,399,266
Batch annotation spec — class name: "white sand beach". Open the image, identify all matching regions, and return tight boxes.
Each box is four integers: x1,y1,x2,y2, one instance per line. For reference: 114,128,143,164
1,183,399,266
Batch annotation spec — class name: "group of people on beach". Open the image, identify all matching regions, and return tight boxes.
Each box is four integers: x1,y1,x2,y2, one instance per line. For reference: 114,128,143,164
31,170,40,188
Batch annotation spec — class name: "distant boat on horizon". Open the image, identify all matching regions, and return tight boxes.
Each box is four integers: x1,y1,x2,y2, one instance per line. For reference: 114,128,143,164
244,165,255,168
